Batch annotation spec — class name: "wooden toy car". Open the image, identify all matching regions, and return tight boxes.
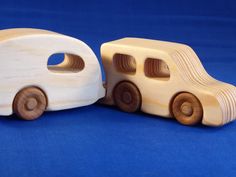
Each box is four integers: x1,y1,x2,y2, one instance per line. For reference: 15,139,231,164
101,38,236,126
0,28,105,120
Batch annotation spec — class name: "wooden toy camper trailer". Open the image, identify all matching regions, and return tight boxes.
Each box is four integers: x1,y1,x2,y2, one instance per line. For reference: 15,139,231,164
0,28,105,120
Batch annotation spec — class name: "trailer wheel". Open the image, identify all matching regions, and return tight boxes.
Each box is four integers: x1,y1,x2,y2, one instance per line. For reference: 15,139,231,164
13,87,47,120
171,92,203,125
113,81,141,112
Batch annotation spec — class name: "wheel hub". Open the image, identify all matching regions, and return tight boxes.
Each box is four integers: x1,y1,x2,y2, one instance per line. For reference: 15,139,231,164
180,102,193,116
26,98,38,111
122,91,132,104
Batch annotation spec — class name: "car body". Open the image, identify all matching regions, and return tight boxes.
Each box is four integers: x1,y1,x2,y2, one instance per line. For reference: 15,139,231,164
101,37,236,126
0,28,105,119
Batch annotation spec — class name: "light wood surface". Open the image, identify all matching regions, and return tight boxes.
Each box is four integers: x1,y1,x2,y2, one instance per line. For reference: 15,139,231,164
0,28,105,119
101,37,236,126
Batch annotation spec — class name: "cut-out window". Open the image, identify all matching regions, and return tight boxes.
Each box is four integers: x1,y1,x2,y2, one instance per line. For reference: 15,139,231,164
113,53,136,74
144,58,170,80
47,53,85,73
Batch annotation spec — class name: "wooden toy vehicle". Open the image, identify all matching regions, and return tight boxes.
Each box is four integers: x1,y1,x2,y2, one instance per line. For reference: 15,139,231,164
101,38,236,126
0,28,105,120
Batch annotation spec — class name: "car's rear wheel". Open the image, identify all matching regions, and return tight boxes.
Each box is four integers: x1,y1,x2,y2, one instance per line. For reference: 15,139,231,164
113,81,141,112
172,92,203,125
13,87,47,120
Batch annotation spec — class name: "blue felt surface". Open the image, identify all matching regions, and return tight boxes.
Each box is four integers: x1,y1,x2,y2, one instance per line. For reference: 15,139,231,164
0,0,236,177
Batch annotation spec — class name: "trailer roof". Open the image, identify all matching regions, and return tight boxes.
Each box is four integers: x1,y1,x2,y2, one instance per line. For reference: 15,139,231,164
0,28,61,42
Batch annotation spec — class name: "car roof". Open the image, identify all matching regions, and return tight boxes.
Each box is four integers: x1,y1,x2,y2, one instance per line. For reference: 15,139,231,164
102,37,190,54
0,28,62,42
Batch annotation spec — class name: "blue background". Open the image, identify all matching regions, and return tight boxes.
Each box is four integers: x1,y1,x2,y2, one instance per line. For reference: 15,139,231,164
0,0,236,177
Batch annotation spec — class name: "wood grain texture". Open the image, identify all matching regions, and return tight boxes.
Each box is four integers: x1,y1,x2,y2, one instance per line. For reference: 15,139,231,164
0,28,105,118
101,37,236,126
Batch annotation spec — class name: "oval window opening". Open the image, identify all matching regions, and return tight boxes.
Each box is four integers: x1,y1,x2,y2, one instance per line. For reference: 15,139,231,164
47,53,85,73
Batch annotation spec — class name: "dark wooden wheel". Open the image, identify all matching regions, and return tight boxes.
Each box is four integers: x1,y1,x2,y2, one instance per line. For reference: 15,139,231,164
113,81,141,112
172,93,203,125
13,87,47,120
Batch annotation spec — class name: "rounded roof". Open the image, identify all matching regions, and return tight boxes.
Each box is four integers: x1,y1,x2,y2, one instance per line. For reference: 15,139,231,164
0,28,62,42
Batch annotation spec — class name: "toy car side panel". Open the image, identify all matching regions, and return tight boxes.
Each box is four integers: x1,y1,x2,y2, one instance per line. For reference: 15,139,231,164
101,38,236,126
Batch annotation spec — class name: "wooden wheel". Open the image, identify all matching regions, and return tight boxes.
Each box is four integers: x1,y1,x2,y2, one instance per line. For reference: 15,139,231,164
172,93,203,125
113,81,141,112
13,87,47,120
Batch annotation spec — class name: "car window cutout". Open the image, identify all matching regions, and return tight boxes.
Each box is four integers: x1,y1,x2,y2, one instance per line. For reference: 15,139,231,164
144,58,170,80
47,53,85,73
113,53,136,74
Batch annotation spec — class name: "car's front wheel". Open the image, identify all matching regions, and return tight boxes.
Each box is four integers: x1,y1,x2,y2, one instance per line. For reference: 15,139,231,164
172,92,203,126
